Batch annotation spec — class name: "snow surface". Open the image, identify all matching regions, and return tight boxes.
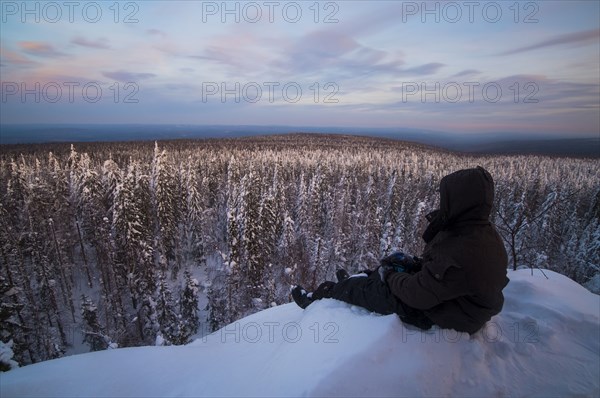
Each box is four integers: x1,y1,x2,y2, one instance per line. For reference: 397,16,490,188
1,269,599,397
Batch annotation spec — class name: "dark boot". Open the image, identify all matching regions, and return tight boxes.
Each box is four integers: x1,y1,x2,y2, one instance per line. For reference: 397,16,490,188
336,268,350,282
291,285,313,309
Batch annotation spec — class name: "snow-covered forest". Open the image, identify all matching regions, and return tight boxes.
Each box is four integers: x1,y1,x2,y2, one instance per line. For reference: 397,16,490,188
1,134,598,367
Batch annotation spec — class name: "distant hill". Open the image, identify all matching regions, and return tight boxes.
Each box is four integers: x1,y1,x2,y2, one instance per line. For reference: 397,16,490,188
1,124,597,158
454,138,600,158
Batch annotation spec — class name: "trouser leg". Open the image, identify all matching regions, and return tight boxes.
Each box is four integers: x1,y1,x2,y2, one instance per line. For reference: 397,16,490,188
313,272,433,330
324,273,400,316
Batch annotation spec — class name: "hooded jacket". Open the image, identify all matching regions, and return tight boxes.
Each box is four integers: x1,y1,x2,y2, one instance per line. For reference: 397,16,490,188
387,167,509,334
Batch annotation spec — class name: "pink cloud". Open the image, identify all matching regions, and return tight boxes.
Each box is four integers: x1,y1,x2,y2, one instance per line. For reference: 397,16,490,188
19,41,66,57
0,47,39,66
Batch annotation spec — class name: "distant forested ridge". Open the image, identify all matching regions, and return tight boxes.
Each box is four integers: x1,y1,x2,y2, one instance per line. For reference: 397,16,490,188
1,134,598,366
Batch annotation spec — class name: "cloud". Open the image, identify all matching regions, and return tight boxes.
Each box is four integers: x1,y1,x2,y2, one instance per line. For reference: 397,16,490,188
293,30,360,59
147,29,167,38
382,74,599,121
493,75,600,110
401,62,445,76
268,29,407,80
71,36,110,49
499,28,600,55
102,70,156,82
189,47,246,70
0,47,39,66
452,69,480,78
271,30,360,73
318,3,418,40
18,41,66,57
183,26,434,83
185,29,285,79
268,28,444,81
19,72,105,86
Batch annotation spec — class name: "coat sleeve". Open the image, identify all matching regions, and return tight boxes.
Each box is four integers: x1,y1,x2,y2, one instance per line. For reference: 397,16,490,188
386,257,468,310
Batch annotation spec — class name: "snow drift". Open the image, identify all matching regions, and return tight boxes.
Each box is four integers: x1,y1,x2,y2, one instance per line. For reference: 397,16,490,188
1,269,599,397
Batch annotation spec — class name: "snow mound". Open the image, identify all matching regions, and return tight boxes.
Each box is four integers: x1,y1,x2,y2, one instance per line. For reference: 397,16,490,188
1,270,599,397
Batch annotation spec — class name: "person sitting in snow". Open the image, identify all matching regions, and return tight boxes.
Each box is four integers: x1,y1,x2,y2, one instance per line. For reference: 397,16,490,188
292,166,509,334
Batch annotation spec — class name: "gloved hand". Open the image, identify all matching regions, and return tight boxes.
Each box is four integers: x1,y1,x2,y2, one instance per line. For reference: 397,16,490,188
380,251,421,274
378,264,395,282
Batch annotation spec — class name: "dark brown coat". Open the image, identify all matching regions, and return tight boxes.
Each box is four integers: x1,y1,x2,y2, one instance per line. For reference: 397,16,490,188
387,167,509,334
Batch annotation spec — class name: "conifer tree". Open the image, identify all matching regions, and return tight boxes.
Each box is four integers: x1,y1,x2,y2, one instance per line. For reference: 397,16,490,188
151,143,178,275
155,274,179,345
80,295,107,352
243,170,264,310
178,270,199,344
112,162,156,343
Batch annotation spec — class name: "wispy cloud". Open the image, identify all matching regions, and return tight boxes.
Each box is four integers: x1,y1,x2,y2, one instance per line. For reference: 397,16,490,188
499,28,600,55
185,29,285,78
18,41,66,57
385,74,599,116
269,29,407,80
0,47,39,66
452,69,481,78
271,30,360,73
147,29,167,38
292,30,360,60
401,62,445,76
102,70,156,82
189,46,248,71
71,36,110,50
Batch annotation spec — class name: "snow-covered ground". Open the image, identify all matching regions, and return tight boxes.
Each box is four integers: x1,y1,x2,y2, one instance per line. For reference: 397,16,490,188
1,269,599,397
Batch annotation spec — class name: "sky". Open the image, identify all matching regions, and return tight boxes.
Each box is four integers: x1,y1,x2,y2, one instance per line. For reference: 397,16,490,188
1,0,599,138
